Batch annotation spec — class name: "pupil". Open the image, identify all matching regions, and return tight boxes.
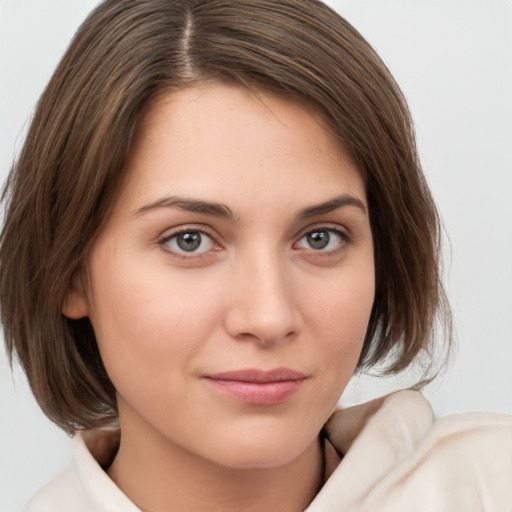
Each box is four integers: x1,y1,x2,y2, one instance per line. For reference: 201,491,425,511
307,231,329,249
177,232,201,252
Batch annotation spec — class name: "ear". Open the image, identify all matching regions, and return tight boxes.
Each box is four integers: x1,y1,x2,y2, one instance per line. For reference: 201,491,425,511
62,270,90,319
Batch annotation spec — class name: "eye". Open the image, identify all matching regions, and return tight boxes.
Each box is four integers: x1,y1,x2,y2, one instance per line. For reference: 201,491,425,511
295,228,346,251
161,230,216,254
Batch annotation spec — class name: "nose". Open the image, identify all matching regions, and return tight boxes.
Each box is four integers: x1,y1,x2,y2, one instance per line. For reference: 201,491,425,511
224,251,302,347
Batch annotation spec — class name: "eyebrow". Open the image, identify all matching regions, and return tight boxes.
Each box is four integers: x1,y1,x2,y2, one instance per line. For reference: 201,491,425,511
134,196,234,220
134,193,367,220
296,194,367,219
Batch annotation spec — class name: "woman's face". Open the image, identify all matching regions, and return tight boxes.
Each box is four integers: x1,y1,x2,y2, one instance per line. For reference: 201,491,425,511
65,83,375,469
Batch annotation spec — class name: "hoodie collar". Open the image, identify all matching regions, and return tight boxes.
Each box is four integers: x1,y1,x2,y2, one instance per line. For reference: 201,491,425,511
307,390,433,511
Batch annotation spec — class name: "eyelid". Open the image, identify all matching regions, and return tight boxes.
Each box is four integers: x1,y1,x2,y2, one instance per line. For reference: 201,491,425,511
293,223,351,243
155,222,351,260
157,225,223,258
292,223,351,255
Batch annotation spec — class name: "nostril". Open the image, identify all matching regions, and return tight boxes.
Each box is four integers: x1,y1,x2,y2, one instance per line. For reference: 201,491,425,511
256,329,296,347
224,306,300,347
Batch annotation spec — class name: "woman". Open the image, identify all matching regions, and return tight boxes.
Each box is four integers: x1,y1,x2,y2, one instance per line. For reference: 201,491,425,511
1,1,511,511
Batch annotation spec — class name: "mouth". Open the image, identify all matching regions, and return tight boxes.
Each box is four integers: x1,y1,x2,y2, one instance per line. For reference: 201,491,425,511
204,368,308,405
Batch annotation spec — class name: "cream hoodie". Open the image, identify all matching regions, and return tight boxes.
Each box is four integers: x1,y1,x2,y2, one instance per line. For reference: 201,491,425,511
24,391,512,511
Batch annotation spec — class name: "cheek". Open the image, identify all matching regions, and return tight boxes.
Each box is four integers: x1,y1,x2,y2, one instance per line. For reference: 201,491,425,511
87,256,223,388
304,263,375,378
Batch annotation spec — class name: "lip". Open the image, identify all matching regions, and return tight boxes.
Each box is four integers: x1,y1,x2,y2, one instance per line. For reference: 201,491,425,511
204,368,308,405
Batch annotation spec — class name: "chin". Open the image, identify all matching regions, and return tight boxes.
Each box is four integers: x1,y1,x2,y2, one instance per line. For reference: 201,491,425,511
200,425,320,470
214,449,305,470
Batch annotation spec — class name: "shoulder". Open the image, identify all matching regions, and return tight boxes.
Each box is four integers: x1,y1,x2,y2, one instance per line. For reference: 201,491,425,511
23,429,140,512
415,406,512,464
387,407,512,509
311,391,512,511
23,464,86,512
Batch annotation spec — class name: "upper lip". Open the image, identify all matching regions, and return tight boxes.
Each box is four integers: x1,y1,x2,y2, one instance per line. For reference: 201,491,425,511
205,368,307,383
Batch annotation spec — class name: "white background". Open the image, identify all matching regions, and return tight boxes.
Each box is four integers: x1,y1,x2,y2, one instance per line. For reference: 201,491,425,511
1,1,511,510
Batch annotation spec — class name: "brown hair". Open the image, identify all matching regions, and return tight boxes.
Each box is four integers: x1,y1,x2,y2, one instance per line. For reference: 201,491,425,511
0,0,451,433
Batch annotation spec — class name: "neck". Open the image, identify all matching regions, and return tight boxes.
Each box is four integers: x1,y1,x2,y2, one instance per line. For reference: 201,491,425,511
107,416,325,512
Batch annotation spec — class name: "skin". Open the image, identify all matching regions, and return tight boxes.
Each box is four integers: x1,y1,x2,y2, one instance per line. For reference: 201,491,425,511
64,83,375,512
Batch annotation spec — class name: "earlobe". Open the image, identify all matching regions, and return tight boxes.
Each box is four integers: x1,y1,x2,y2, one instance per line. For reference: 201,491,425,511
62,271,90,319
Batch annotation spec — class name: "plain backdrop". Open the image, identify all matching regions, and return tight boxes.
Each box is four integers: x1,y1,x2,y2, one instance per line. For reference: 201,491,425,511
1,1,511,511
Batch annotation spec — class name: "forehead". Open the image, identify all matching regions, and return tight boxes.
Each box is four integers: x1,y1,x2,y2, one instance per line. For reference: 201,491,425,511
117,83,365,213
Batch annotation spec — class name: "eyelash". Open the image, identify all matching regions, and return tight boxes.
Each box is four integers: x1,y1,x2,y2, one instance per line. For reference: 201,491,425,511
158,226,221,260
294,226,351,255
157,224,351,260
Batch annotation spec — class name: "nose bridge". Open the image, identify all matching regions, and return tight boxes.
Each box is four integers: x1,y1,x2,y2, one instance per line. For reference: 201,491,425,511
225,244,300,344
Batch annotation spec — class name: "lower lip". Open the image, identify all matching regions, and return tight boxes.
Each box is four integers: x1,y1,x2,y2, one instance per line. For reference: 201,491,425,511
205,378,305,405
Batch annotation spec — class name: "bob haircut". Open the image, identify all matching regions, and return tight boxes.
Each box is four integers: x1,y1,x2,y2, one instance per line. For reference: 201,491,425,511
0,0,450,433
